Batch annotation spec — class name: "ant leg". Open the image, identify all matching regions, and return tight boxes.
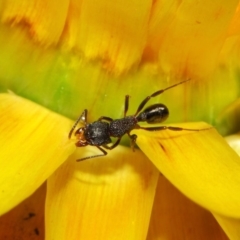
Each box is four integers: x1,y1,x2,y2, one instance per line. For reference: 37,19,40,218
127,133,137,151
77,138,121,161
134,79,190,116
139,125,211,132
69,109,88,139
76,146,107,161
98,116,113,122
103,138,121,150
124,95,130,117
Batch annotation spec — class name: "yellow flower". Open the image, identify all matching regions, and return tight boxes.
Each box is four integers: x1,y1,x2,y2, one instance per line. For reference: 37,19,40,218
0,0,240,239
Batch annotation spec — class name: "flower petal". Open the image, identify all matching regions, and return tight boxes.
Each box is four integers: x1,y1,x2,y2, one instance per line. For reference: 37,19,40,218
213,213,240,240
225,132,240,156
1,0,68,44
45,146,158,240
212,132,240,239
148,0,239,77
134,122,240,217
63,0,151,72
216,98,240,136
0,93,75,215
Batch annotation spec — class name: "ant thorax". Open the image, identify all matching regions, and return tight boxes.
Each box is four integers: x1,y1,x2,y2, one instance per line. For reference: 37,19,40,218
84,121,112,146
109,116,138,138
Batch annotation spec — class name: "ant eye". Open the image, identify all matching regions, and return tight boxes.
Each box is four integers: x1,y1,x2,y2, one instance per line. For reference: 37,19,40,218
137,104,169,123
75,127,84,135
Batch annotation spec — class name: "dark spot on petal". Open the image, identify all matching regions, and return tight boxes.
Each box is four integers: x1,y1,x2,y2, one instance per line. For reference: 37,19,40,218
23,212,36,220
34,228,39,235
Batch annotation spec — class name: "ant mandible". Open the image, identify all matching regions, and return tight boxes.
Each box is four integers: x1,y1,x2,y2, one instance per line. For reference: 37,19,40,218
69,79,203,161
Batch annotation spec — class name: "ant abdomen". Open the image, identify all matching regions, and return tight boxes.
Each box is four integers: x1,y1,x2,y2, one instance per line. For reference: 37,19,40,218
137,103,169,123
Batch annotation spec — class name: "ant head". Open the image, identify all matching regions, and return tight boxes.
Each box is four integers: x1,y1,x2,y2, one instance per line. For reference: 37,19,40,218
74,127,86,141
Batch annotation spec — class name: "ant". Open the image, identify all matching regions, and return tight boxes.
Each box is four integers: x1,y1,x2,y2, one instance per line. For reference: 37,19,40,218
69,79,206,161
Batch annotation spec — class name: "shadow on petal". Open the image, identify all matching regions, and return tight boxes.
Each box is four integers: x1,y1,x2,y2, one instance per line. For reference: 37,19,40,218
0,183,46,240
147,176,228,239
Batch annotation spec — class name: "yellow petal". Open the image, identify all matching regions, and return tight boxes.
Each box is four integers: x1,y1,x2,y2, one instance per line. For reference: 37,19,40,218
147,176,227,239
225,132,240,156
63,0,151,72
148,0,239,77
0,93,75,215
1,0,68,44
213,133,240,239
45,146,158,240
134,122,240,217
216,98,240,136
214,214,240,240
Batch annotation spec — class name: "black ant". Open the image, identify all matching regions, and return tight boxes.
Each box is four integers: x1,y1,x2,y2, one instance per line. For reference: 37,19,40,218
69,79,206,161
